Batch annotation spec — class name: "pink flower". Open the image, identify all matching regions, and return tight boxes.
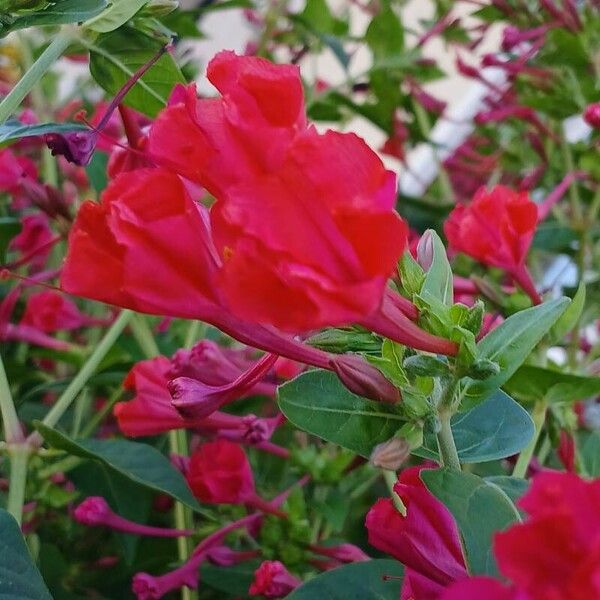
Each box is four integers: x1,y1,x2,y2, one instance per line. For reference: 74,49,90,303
365,466,467,599
584,102,600,128
74,496,192,537
444,186,540,304
9,214,54,271
20,290,101,332
249,561,301,598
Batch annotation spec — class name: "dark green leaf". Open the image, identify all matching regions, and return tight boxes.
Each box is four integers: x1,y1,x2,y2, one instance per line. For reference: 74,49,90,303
504,365,600,404
5,0,107,32
484,476,529,505
579,431,600,477
0,119,87,145
34,422,208,515
462,298,570,407
85,151,109,194
278,370,404,457
200,561,261,597
89,27,185,117
287,559,403,600
85,0,149,32
0,508,52,600
365,3,404,60
0,217,20,262
421,469,521,575
415,391,534,463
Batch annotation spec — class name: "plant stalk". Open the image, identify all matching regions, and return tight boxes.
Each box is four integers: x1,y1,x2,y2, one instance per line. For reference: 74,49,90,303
29,310,133,444
0,30,74,123
0,353,23,443
6,444,30,526
512,401,547,478
436,409,461,470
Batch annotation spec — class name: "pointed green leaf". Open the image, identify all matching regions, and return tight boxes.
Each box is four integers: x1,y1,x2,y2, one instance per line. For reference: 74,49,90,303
34,422,209,516
85,0,150,32
278,370,404,457
414,390,534,463
421,469,521,576
0,508,52,600
287,559,403,599
463,298,570,406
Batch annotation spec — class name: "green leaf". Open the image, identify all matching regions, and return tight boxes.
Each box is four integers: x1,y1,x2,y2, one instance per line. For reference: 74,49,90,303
0,217,20,262
579,431,600,477
484,476,529,505
85,151,109,194
415,391,534,463
463,298,570,407
0,508,52,600
287,559,403,600
89,26,185,117
0,119,87,146
365,2,404,60
85,0,149,32
549,282,585,343
504,365,600,404
34,422,208,515
278,370,404,457
419,230,453,306
200,561,262,597
4,0,107,33
421,469,521,576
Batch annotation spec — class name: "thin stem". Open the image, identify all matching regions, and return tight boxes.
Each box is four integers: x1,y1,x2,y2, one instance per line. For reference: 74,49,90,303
184,320,205,350
0,353,23,444
6,445,30,526
130,314,161,358
436,409,461,470
80,387,123,438
560,139,583,226
30,310,133,443
512,401,547,478
383,469,406,515
131,316,196,600
169,429,197,600
0,30,74,123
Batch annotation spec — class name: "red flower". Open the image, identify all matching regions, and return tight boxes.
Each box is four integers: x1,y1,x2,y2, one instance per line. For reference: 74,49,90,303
63,51,406,332
249,561,301,598
10,214,54,271
115,356,242,437
444,185,540,303
365,466,467,599
20,290,99,333
494,471,600,600
583,102,600,128
186,439,255,505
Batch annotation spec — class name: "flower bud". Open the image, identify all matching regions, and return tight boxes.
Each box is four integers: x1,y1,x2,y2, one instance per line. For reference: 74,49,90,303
331,355,400,404
416,231,434,271
466,358,501,380
370,437,411,470
584,103,600,129
403,354,450,378
141,0,179,16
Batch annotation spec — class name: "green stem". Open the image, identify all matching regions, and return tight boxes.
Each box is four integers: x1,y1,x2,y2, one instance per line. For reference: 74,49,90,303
130,314,161,358
6,445,30,525
184,320,205,350
80,387,123,438
0,353,23,443
0,30,74,123
169,429,197,600
132,316,196,600
383,469,406,515
436,409,461,470
30,310,133,443
512,401,547,478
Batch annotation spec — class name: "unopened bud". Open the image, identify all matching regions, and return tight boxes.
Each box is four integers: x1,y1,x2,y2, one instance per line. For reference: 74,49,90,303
584,103,600,129
331,355,400,404
464,300,484,335
416,231,434,271
370,437,411,470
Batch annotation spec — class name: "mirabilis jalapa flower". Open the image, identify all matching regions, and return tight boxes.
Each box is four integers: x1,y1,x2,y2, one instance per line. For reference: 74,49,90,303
61,50,458,401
